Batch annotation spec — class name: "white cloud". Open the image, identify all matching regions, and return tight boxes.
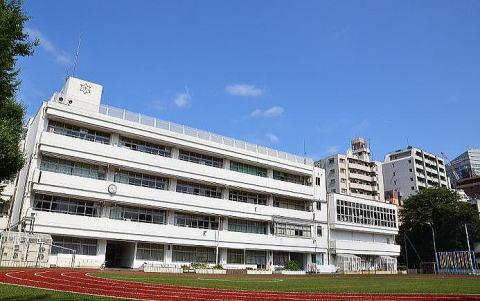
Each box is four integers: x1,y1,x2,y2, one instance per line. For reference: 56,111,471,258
266,133,279,143
225,84,264,97
250,106,284,118
25,27,73,65
173,93,190,108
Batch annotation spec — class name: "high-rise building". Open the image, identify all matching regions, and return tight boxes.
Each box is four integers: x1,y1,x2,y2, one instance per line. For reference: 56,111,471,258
9,77,329,270
383,146,449,206
316,138,385,202
447,148,480,199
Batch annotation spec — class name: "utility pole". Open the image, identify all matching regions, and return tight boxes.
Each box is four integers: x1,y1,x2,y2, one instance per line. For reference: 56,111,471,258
465,224,475,274
428,223,440,273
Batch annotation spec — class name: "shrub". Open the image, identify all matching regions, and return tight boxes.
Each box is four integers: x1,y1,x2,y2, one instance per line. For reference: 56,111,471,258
285,260,300,271
191,262,208,269
213,264,224,270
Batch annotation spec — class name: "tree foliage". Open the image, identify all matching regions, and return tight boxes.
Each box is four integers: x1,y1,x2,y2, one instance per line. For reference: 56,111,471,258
398,187,480,268
0,0,37,181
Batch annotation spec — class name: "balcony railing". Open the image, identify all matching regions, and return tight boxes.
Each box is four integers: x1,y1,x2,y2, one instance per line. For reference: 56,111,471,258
98,104,313,167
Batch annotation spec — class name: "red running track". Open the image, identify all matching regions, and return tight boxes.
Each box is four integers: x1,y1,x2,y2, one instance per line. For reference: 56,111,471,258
0,269,479,301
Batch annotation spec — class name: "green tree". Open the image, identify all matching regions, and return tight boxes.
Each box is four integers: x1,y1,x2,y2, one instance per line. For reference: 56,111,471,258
0,0,37,182
398,187,480,268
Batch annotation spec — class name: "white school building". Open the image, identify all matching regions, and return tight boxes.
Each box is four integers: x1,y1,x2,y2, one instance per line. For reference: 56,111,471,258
7,77,399,272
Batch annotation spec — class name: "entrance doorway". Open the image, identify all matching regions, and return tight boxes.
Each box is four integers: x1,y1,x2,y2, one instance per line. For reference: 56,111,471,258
105,241,135,268
289,252,305,270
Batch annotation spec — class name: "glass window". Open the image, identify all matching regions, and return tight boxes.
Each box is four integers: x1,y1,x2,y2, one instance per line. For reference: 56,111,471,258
110,205,165,224
33,194,100,217
40,156,106,180
229,190,267,206
228,218,267,234
176,181,222,198
179,150,223,168
51,236,97,255
230,161,267,177
245,250,267,268
273,170,310,186
172,245,216,263
174,213,219,230
114,170,168,190
335,199,397,228
119,136,171,157
227,249,244,264
273,197,310,211
274,222,311,238
136,243,164,261
47,120,110,144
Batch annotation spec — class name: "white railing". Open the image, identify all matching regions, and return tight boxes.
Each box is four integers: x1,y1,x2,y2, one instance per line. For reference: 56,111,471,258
98,104,314,167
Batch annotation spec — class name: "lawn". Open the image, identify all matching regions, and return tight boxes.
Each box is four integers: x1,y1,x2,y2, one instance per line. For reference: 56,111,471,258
0,283,118,301
96,272,480,295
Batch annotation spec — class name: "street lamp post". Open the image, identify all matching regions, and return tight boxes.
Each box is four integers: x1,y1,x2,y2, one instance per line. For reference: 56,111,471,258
428,222,440,273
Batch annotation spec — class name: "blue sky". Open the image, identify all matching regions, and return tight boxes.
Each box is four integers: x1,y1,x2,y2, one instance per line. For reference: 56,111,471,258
18,0,480,161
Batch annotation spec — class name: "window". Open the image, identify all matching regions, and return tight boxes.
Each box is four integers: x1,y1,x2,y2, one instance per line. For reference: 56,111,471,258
340,178,346,183
174,213,219,230
119,136,171,157
40,157,106,180
179,150,223,168
176,181,222,198
315,177,321,186
410,177,414,181
110,205,165,224
228,218,267,234
273,197,309,211
172,246,216,263
339,158,345,163
48,120,110,144
230,161,267,177
274,222,311,238
409,168,413,172
328,158,334,164
33,194,100,217
51,236,97,255
227,249,244,264
273,252,289,266
316,226,323,237
229,190,267,206
335,199,397,228
411,186,415,190
316,202,322,211
136,243,164,261
246,250,267,268
341,188,347,193
273,170,309,186
114,170,168,190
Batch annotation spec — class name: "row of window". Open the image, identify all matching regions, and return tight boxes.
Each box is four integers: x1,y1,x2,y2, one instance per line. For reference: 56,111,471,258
228,190,267,206
114,170,169,190
136,243,164,261
274,222,312,238
227,249,267,266
33,194,100,217
176,180,222,198
172,246,216,263
40,156,106,180
51,236,97,256
110,205,166,224
228,218,267,235
336,199,397,228
48,120,311,186
174,213,219,230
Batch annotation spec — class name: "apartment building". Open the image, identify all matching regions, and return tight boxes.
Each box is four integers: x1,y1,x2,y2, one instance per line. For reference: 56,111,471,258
383,146,449,205
327,193,399,272
316,138,385,202
9,77,329,270
447,148,480,199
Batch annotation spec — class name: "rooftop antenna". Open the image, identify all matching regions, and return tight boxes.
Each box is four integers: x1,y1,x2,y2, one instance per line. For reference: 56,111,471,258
65,34,82,81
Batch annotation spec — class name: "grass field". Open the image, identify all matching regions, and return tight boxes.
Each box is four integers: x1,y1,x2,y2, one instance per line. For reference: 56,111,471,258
0,283,117,301
97,272,480,295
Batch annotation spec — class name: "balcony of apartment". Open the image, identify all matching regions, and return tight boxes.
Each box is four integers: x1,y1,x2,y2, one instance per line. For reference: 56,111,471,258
39,132,313,200
349,182,376,192
348,172,376,183
329,239,400,256
32,171,316,222
32,211,318,252
348,162,374,172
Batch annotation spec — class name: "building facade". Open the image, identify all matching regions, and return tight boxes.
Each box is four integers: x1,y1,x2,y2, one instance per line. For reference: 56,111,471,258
447,149,480,200
316,138,385,203
0,181,15,231
383,147,449,206
9,77,329,270
327,193,399,272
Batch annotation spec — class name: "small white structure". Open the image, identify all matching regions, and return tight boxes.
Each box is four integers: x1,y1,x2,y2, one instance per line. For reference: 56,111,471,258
0,231,52,268
327,193,400,273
